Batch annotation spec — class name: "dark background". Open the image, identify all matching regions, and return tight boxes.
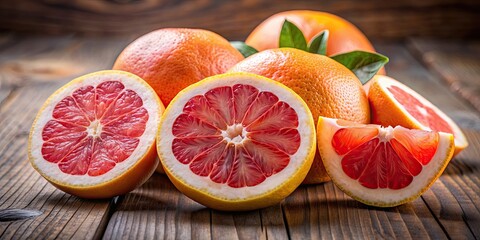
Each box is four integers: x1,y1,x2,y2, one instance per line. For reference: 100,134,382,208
0,0,479,41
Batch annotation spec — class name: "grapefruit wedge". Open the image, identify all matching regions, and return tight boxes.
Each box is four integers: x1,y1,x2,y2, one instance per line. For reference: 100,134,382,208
369,75,468,155
29,70,164,198
157,72,316,211
317,117,455,207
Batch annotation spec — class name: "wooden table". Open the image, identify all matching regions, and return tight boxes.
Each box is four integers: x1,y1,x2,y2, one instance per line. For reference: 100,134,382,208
0,34,479,239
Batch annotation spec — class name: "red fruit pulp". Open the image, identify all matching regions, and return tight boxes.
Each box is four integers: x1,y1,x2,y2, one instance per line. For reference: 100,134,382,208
171,84,301,188
332,126,439,189
388,85,453,134
41,81,148,176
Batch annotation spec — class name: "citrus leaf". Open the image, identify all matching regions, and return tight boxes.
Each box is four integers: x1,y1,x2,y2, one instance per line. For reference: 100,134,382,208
331,51,389,84
0,209,42,222
308,30,329,55
230,41,258,58
279,20,307,51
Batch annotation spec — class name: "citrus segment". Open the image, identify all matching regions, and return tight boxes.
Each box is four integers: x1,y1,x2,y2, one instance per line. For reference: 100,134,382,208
317,116,455,207
388,85,453,134
157,72,316,211
369,75,468,155
29,70,164,198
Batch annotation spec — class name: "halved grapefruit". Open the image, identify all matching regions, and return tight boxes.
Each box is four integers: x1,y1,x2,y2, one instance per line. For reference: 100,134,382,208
368,75,468,155
317,116,455,207
157,72,316,211
29,70,164,198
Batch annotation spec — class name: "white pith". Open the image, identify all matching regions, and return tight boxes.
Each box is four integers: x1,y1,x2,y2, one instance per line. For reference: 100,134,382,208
376,75,467,147
378,126,394,142
158,74,315,200
87,120,102,138
221,123,247,145
318,117,454,204
30,71,161,186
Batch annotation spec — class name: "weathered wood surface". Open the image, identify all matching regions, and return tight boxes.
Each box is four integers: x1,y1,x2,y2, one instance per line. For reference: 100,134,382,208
0,35,479,239
1,0,479,40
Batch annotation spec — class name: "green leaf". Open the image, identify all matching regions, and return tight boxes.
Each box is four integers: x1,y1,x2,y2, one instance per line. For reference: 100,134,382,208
331,51,389,84
279,20,307,51
308,30,329,55
230,41,258,58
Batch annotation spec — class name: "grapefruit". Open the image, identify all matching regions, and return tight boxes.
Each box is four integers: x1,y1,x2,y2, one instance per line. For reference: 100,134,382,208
246,10,376,56
157,72,316,211
113,28,244,107
229,48,370,184
368,75,468,156
317,117,455,207
29,70,164,198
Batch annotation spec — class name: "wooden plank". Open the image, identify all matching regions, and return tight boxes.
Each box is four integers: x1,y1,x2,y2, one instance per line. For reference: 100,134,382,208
104,173,289,239
0,36,130,239
376,43,480,239
407,39,480,114
0,0,479,40
283,181,447,239
103,174,210,239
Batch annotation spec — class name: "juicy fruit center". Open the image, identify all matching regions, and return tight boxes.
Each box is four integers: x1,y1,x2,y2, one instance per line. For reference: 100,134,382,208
332,125,439,189
87,120,102,138
171,84,301,188
222,124,246,143
388,85,454,135
41,81,148,176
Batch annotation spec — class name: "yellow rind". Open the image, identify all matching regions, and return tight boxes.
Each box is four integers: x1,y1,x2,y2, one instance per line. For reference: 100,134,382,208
317,116,455,207
28,70,164,199
157,72,316,211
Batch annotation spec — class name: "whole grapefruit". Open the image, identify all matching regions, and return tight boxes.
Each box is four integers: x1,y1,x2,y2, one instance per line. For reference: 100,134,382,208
246,10,376,56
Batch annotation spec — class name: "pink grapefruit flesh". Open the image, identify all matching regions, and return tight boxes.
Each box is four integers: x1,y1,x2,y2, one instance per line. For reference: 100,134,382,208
171,84,301,188
41,81,149,176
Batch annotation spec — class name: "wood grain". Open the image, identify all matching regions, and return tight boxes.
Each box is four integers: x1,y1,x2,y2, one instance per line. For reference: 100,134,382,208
408,39,480,114
0,35,129,239
0,0,479,40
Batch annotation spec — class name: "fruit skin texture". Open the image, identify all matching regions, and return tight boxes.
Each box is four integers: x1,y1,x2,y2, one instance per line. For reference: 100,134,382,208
28,70,163,199
229,48,370,184
113,28,244,106
317,117,455,207
157,72,316,211
368,75,468,156
246,10,376,56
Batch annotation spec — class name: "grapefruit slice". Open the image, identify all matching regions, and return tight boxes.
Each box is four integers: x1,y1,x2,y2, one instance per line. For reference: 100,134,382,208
29,70,164,198
157,72,316,211
317,116,455,207
369,75,468,156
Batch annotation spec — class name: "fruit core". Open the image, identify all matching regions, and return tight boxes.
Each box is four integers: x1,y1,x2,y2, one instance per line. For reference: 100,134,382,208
41,81,148,176
332,125,439,190
222,124,247,144
171,84,301,188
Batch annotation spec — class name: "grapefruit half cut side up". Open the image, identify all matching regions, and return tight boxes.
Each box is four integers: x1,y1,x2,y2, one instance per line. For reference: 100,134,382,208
317,117,455,207
29,70,164,198
369,75,468,156
157,72,316,211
